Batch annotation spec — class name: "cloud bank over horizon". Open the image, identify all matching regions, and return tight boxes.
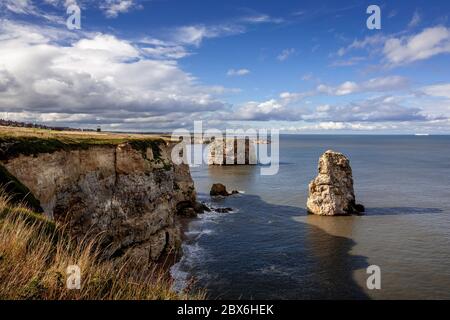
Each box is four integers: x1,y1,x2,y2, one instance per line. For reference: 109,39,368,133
1,1,450,133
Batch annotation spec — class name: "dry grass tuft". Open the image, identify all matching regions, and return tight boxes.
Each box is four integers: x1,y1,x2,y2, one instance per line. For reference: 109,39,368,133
0,190,204,300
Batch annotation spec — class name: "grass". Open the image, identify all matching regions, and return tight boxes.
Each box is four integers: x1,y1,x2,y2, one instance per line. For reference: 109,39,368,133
0,126,169,162
0,191,204,300
128,139,164,161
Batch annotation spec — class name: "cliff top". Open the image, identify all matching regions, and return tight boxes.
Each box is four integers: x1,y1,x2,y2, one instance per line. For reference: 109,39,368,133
0,126,170,162
0,125,166,142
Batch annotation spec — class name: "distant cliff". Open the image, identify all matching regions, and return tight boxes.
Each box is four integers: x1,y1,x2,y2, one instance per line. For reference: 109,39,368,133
0,133,198,264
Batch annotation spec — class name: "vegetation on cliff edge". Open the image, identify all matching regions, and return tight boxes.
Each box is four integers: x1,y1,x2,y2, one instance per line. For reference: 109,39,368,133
0,126,168,162
0,189,204,300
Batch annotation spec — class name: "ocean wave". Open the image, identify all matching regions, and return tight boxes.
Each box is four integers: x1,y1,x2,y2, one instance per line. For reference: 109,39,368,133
171,205,237,292
170,242,206,292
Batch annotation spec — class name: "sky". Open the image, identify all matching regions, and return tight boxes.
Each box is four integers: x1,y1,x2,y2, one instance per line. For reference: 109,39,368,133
0,0,450,133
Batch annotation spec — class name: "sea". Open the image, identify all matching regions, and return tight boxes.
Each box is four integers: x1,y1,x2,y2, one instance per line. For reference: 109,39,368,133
170,135,450,299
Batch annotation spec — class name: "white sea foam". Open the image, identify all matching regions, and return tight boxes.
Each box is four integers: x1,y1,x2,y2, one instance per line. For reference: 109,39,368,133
171,204,236,292
170,242,205,292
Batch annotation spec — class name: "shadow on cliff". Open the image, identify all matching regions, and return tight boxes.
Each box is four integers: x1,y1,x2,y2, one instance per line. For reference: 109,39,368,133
186,193,370,300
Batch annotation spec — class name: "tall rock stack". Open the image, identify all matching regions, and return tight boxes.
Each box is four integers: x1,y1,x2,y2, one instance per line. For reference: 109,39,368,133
208,137,257,165
307,150,364,216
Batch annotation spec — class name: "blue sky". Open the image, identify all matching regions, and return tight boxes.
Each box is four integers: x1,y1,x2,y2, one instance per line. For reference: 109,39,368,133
1,0,450,133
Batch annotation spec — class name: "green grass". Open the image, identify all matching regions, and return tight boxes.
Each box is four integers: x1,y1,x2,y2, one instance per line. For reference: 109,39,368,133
128,139,165,161
0,136,120,161
0,134,167,162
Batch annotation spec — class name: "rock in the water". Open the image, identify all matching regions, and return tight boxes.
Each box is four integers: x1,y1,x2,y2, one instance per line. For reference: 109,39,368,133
210,183,238,196
214,207,233,213
194,201,211,213
307,150,364,216
354,203,365,214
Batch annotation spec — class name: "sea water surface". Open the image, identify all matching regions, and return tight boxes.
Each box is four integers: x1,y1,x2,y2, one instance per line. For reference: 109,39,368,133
171,135,450,299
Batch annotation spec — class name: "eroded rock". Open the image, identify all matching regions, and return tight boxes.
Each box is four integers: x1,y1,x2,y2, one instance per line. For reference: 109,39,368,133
210,183,238,196
307,150,364,216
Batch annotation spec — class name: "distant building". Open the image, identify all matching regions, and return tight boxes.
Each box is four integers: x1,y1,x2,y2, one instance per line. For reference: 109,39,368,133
97,126,101,132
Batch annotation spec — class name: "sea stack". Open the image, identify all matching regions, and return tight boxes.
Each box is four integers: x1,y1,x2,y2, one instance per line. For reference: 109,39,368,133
207,137,257,165
307,150,365,216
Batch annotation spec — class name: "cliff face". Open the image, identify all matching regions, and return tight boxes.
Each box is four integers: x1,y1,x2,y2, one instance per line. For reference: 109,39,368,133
1,140,197,263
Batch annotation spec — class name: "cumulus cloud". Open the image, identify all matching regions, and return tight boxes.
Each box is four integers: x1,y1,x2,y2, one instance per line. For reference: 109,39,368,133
235,99,285,120
336,27,450,67
230,90,318,121
384,27,450,65
227,69,250,77
0,20,227,129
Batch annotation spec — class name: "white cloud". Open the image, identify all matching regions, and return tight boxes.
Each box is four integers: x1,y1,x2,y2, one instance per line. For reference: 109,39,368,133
408,10,421,28
141,45,190,60
241,14,284,24
227,69,250,77
277,48,295,61
0,20,227,129
335,27,450,67
317,76,409,96
422,83,450,98
303,96,426,122
137,37,191,60
0,0,65,23
172,24,244,47
100,0,137,18
337,34,387,57
2,0,33,14
384,27,450,65
234,99,291,121
2,0,139,19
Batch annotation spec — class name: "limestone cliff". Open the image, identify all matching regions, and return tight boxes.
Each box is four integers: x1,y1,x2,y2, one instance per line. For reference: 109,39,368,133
0,138,198,263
